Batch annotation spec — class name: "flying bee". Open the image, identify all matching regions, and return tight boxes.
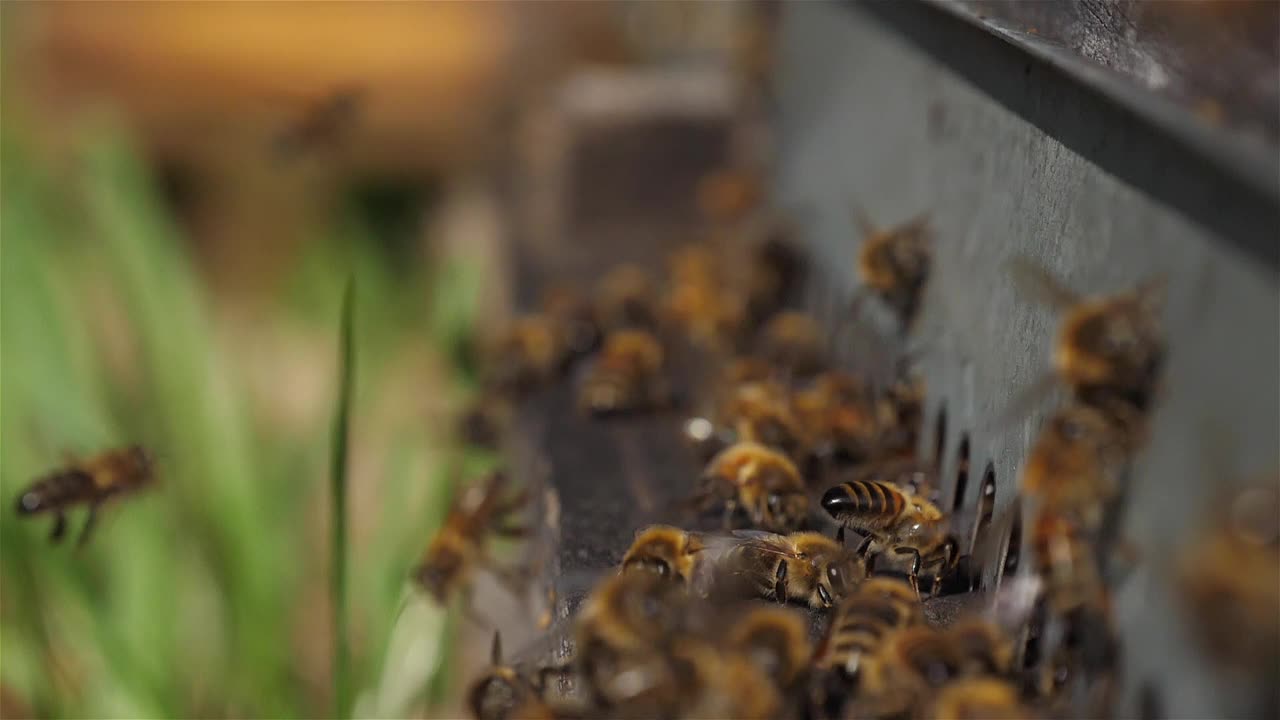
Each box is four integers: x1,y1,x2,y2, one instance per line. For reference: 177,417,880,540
594,264,660,333
1026,506,1118,702
414,472,528,606
725,606,813,696
1007,257,1166,416
821,470,959,595
468,632,545,720
850,209,932,332
694,442,809,532
1020,401,1132,529
1177,484,1279,673
812,576,923,680
928,677,1033,720
709,530,864,609
15,445,156,546
620,525,705,583
578,329,671,416
756,311,826,379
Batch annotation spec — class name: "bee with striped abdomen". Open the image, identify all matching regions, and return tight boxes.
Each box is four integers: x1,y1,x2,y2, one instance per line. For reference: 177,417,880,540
14,445,156,546
820,469,960,595
694,442,809,532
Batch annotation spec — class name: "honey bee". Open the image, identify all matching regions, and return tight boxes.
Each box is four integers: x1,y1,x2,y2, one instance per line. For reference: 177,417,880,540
573,572,693,712
725,606,812,696
851,209,932,331
468,632,544,720
792,371,878,465
15,445,156,546
1177,484,1279,673
812,575,923,679
1026,506,1118,702
414,472,528,606
928,677,1032,720
674,639,782,720
578,329,671,416
594,265,660,333
620,525,705,583
721,381,808,459
946,617,1016,678
1020,401,1132,528
710,530,864,609
683,362,795,462
852,626,965,719
756,311,826,379
1008,257,1166,416
482,315,571,397
694,442,809,532
820,470,959,595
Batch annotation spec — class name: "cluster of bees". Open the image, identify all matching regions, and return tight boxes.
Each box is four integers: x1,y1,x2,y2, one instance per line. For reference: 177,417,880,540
12,173,1276,717
408,165,1278,719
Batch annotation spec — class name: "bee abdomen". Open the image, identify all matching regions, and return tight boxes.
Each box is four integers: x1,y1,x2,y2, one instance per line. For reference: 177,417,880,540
821,481,905,525
14,470,95,515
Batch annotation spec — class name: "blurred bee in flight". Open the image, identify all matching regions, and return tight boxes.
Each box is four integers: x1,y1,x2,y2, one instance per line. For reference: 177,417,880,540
14,445,156,546
1006,257,1166,426
849,207,933,333
414,471,529,608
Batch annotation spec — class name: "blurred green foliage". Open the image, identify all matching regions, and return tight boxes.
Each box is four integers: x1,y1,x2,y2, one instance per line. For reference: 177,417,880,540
0,126,484,717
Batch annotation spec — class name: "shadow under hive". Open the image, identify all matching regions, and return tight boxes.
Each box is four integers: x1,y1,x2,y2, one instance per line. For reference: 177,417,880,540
501,7,1280,718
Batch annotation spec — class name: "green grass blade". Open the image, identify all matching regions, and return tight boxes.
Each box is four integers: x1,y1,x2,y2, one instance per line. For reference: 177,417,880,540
330,277,357,719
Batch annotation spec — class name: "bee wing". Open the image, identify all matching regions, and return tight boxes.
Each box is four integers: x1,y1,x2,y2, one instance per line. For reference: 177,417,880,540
1004,255,1081,311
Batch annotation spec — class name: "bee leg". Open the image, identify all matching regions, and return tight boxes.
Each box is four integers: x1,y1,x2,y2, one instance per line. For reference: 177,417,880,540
49,512,67,544
76,503,102,547
773,559,789,603
835,526,845,544
894,546,923,596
